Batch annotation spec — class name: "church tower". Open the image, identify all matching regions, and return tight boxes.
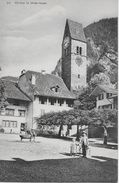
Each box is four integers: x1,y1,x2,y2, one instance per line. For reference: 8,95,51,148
62,19,87,91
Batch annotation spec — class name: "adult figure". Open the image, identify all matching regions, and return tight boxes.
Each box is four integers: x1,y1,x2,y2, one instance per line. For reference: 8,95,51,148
31,129,36,142
80,131,89,157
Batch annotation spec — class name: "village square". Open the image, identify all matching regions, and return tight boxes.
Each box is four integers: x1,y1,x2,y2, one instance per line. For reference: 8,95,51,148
0,0,118,182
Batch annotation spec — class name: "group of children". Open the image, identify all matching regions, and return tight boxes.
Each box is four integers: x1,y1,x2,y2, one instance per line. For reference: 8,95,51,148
70,131,90,157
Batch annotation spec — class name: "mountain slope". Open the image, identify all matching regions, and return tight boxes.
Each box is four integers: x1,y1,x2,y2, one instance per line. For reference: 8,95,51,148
52,18,118,85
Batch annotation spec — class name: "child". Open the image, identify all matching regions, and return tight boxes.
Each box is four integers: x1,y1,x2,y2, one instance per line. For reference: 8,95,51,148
70,137,76,156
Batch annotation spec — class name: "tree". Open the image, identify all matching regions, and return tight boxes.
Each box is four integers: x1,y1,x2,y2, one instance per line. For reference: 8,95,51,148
36,109,92,139
77,86,96,110
0,79,8,111
87,63,105,83
90,72,111,88
89,109,118,144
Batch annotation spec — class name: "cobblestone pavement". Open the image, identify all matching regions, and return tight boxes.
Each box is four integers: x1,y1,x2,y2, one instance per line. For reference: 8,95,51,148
0,134,118,162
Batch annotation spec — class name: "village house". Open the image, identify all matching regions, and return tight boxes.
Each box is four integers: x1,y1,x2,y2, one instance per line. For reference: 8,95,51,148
0,77,31,133
0,71,75,133
18,70,75,130
90,84,118,109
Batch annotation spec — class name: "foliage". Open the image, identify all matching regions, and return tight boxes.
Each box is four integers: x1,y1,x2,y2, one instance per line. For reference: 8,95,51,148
37,108,117,128
85,18,118,85
88,108,118,128
77,86,96,110
87,63,105,83
0,79,8,110
36,109,92,128
84,18,118,52
90,72,111,88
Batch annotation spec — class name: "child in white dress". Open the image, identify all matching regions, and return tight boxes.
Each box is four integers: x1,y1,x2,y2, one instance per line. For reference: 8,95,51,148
70,138,76,156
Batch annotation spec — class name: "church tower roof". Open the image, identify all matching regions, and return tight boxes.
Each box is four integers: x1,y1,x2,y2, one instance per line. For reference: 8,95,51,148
67,19,86,43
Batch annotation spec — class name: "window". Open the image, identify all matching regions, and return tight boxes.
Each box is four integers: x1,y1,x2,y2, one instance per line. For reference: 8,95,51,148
102,104,112,109
39,97,47,104
49,98,56,105
80,47,82,55
2,120,17,128
13,101,20,106
76,46,80,54
6,109,14,116
50,85,59,93
12,121,17,128
106,93,112,98
98,94,104,100
2,120,6,127
18,110,25,117
78,74,80,78
76,46,82,55
41,109,45,116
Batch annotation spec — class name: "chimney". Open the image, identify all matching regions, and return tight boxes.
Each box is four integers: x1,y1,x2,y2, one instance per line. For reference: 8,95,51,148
21,69,26,75
41,70,46,75
31,74,36,85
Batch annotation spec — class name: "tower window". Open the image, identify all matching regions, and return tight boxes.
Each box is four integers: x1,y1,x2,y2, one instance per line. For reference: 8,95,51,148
80,47,82,55
76,46,80,54
65,48,68,56
78,74,80,78
76,47,82,55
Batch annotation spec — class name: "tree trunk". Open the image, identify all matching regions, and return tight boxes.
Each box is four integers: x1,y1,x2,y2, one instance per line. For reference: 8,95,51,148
58,124,63,137
76,124,80,141
103,126,108,145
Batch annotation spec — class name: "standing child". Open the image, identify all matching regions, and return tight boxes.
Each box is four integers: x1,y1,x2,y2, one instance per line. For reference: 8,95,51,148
70,137,76,156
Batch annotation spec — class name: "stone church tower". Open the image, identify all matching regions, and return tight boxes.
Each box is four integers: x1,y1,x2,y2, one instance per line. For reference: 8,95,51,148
62,19,87,91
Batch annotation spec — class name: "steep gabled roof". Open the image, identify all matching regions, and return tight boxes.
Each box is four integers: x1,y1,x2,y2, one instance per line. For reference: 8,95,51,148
25,70,75,99
2,80,31,101
90,84,118,96
67,19,86,43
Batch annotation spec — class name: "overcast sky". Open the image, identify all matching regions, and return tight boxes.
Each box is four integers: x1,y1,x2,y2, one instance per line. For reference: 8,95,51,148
0,0,118,77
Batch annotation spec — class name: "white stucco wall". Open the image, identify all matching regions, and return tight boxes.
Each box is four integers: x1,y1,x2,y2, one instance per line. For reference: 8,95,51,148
0,104,27,133
33,97,72,117
96,92,113,108
32,97,73,129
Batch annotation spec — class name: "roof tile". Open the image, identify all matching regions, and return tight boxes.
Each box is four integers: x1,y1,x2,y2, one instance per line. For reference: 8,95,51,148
67,19,86,42
2,80,31,101
26,70,75,99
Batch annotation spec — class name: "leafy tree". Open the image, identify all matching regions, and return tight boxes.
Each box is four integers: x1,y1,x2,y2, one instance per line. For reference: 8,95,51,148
36,109,92,139
89,109,118,144
77,86,96,110
87,63,105,83
0,79,8,111
90,72,111,88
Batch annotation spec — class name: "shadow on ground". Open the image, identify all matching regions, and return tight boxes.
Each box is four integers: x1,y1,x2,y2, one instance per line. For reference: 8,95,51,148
0,156,117,182
90,142,118,149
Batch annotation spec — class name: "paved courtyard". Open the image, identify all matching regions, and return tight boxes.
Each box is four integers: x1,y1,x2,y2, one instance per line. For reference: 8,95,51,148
0,134,118,182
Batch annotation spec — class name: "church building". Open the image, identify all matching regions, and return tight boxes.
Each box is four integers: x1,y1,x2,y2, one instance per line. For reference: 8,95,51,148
62,19,87,91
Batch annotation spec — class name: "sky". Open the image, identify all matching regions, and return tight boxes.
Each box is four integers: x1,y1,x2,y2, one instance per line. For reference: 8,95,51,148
0,0,118,77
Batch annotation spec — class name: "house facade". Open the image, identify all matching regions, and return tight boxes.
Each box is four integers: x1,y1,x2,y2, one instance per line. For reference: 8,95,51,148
0,72,75,133
90,85,118,109
18,70,75,130
0,78,31,133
